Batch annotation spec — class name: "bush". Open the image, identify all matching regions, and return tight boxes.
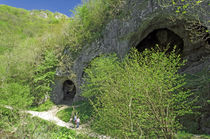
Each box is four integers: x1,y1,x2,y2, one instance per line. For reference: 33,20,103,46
67,0,127,52
82,48,195,138
0,83,33,108
181,67,210,133
31,51,58,105
30,99,54,112
57,101,93,123
0,106,20,130
56,107,73,122
176,131,210,139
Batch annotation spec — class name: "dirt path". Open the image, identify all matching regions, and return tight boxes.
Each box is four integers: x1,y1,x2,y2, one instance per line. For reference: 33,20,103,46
27,106,71,128
26,105,110,139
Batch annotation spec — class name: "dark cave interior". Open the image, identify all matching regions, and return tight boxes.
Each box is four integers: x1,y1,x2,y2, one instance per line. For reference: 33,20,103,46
63,80,76,101
136,28,184,54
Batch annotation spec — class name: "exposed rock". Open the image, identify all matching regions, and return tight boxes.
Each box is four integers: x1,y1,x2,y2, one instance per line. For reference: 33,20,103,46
39,12,48,18
55,14,65,19
30,11,48,18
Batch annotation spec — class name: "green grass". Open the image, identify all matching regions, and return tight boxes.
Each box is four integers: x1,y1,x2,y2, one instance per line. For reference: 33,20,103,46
56,107,73,122
176,131,194,139
176,131,210,139
30,99,54,112
0,107,93,139
56,100,93,123
0,5,67,54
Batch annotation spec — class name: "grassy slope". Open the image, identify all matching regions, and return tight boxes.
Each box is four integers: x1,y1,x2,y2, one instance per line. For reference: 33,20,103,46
0,5,66,54
0,4,70,107
0,5,69,86
0,5,75,138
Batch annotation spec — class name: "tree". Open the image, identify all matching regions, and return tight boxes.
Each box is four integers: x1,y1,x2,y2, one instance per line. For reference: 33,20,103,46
82,48,194,138
31,51,58,105
158,0,210,43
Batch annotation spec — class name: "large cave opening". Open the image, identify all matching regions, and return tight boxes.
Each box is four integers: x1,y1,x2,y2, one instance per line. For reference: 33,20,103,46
62,80,76,101
136,28,184,54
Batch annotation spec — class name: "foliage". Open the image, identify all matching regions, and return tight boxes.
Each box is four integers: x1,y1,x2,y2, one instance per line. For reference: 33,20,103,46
56,127,94,139
0,1,209,138
0,107,91,139
57,101,93,123
73,100,93,123
30,99,54,112
181,66,210,133
82,48,195,138
185,66,210,110
176,131,210,139
157,0,210,42
0,7,70,137
0,5,66,54
176,131,194,139
55,127,77,139
67,0,127,53
56,107,73,122
0,106,20,131
0,5,69,107
31,51,58,104
0,83,33,108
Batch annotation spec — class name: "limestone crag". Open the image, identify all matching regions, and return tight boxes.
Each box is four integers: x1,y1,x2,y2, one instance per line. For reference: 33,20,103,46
52,0,210,133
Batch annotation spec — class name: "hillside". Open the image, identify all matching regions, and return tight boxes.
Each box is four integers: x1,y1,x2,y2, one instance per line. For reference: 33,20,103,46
0,4,69,102
0,5,67,54
0,5,82,139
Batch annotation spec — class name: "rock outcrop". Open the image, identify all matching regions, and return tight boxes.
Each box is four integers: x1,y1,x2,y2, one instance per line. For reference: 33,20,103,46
51,0,210,133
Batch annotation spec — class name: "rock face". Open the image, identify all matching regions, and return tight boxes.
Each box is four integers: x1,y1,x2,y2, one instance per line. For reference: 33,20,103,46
51,0,210,133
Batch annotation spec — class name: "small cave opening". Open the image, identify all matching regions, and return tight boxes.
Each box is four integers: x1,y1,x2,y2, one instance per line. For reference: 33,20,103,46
136,28,184,54
62,80,76,101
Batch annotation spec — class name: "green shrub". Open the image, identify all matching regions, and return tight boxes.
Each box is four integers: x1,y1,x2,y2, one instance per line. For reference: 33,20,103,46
56,107,73,122
57,101,93,123
0,83,33,108
74,101,93,123
30,99,54,112
82,48,195,138
0,106,20,130
56,127,94,139
31,51,58,105
158,0,209,43
176,131,194,139
176,131,210,139
67,0,127,53
181,67,210,134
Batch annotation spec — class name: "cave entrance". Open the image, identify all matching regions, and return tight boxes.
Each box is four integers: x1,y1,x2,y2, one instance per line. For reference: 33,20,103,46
63,80,76,101
136,28,184,54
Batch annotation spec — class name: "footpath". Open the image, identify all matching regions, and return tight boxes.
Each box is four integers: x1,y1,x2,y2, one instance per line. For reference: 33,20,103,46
26,105,110,139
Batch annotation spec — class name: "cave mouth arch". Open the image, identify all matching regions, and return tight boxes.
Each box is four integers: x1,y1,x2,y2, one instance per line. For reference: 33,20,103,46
136,28,184,54
62,80,76,101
